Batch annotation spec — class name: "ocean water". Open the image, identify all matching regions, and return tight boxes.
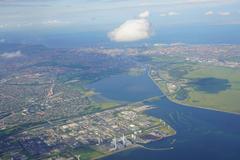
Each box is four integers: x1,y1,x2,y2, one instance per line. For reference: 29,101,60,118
87,73,240,160
1,24,240,48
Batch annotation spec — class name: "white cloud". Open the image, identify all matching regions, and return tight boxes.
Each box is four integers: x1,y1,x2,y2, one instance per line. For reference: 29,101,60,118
42,20,70,26
218,12,231,16
0,51,23,59
168,12,180,16
138,10,150,18
205,11,214,16
108,10,151,42
204,11,231,16
160,11,180,17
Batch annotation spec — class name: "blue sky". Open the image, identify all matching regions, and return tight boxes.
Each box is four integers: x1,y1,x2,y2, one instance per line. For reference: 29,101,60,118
0,0,240,32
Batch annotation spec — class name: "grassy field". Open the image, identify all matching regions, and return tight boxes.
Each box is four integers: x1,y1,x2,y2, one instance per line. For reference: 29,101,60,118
181,65,240,113
71,147,104,160
149,55,240,113
97,101,120,110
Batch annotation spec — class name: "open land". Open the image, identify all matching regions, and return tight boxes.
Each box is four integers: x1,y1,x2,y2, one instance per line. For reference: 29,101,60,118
146,44,240,114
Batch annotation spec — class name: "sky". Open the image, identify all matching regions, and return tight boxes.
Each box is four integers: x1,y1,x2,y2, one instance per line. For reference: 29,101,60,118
0,0,240,45
0,0,240,31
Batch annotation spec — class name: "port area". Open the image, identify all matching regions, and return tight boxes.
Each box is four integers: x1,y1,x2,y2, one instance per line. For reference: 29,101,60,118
0,102,175,160
53,104,175,159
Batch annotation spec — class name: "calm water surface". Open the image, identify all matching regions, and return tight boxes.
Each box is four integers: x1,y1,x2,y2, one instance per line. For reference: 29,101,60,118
88,73,240,160
87,73,162,102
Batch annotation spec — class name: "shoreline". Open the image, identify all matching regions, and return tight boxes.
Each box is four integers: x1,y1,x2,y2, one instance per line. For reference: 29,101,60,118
167,96,240,116
93,132,176,160
147,71,240,116
92,144,139,160
93,140,174,160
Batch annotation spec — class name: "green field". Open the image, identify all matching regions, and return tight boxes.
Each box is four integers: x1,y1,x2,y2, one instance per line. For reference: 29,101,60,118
181,66,240,113
97,101,120,110
71,147,104,160
149,55,240,114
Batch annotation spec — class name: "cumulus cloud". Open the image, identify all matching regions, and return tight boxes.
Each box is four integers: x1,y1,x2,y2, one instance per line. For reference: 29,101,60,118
138,10,150,18
0,51,23,59
218,11,231,16
108,10,151,42
205,11,214,16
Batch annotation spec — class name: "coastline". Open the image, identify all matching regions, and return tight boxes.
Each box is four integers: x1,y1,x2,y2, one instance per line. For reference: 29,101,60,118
92,144,139,160
93,140,175,160
167,96,240,116
147,71,240,116
93,131,176,160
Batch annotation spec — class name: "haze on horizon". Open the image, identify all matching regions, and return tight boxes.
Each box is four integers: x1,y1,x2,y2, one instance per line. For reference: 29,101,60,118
0,0,240,32
1,0,240,46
